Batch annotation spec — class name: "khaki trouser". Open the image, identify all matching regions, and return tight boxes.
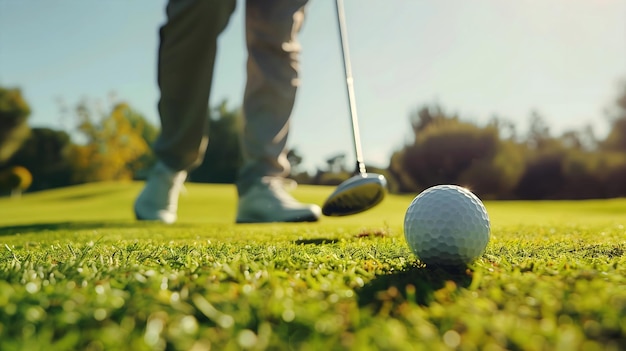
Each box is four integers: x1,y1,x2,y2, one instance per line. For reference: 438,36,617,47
154,0,308,194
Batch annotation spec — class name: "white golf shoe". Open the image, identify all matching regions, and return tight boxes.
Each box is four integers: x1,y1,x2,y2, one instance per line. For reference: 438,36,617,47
236,177,321,223
134,162,187,224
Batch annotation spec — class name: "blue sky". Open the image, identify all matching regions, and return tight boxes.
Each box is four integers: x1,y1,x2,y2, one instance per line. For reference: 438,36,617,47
1,0,625,171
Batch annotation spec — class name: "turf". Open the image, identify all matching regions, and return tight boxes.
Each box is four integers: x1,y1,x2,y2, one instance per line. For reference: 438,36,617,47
0,182,625,350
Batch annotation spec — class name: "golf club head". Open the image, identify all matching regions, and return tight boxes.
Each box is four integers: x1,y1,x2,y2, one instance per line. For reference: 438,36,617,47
322,173,387,216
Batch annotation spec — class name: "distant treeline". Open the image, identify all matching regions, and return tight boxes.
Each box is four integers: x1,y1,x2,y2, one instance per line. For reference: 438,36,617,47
387,103,626,200
1,83,626,200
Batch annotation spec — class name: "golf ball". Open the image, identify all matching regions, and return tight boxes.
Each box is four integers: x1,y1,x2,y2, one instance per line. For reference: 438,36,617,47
404,185,490,266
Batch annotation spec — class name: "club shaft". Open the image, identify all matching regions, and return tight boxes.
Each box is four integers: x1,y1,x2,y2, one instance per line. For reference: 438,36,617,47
335,0,366,175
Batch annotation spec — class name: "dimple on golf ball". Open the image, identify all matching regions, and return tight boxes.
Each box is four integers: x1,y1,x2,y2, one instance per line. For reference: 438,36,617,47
404,184,490,267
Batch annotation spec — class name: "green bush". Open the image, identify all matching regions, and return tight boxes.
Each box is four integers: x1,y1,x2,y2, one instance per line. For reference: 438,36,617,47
597,152,626,198
559,151,605,199
0,165,32,197
0,87,31,163
393,118,524,198
514,147,567,200
4,128,74,191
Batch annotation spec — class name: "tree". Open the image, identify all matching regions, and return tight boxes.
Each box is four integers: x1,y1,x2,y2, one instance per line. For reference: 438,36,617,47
525,110,555,150
0,87,31,164
188,101,242,184
488,115,517,141
390,105,524,198
287,148,312,184
593,82,626,198
4,128,74,191
599,152,626,198
0,166,32,198
325,153,347,174
68,101,152,182
388,150,419,193
560,127,597,151
602,82,626,153
125,108,159,180
286,148,304,173
409,105,459,134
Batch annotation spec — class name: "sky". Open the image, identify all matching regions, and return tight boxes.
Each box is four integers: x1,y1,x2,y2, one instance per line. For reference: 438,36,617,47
1,0,625,172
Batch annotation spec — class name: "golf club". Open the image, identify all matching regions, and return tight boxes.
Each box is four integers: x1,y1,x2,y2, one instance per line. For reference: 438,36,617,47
322,0,387,217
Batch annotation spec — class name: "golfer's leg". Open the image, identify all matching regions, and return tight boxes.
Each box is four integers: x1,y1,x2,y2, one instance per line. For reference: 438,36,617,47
236,0,320,223
237,0,309,194
135,0,236,224
155,0,236,172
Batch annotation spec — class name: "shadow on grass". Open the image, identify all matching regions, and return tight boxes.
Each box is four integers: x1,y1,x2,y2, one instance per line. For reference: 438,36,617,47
0,221,164,236
53,187,129,201
358,265,473,309
294,238,340,245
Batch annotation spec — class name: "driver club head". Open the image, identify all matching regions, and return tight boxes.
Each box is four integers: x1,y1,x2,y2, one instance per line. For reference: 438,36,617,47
322,173,387,216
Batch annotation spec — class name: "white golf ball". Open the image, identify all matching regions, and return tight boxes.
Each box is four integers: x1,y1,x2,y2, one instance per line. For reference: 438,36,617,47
404,184,490,266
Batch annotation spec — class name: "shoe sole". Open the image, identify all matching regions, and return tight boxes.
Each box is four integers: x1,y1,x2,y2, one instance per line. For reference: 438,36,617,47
236,213,320,224
134,209,176,224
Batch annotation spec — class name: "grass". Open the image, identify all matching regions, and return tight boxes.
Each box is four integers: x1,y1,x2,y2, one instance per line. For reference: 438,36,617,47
0,182,625,351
